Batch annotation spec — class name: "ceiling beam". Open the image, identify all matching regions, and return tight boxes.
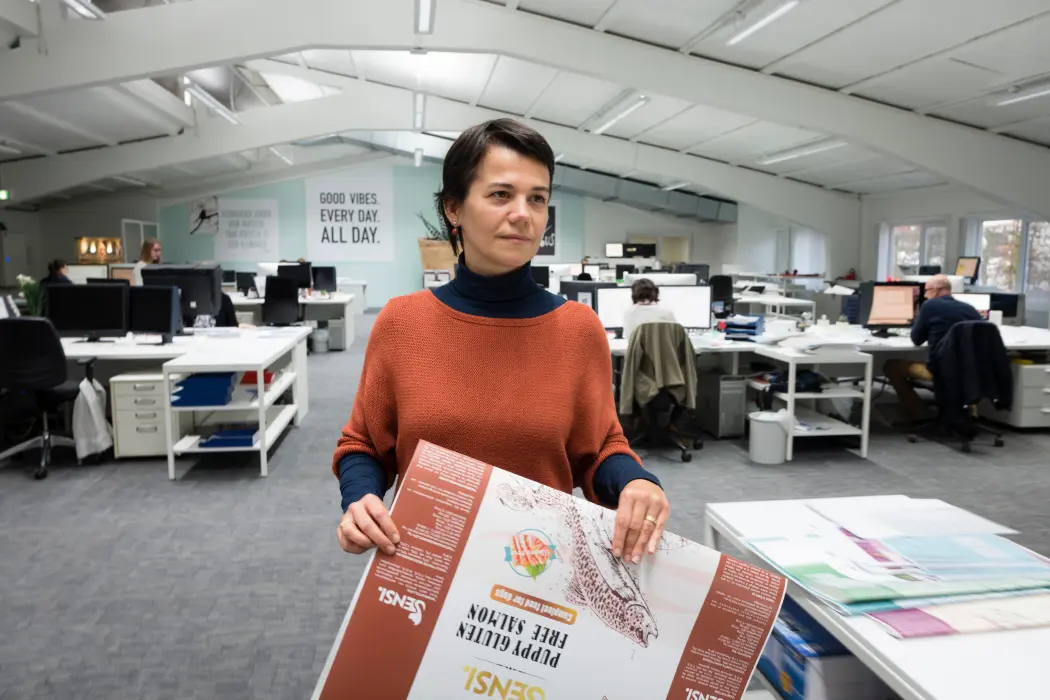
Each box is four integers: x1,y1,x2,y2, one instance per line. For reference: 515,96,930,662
593,0,627,32
0,131,57,156
1,77,859,241
0,0,39,37
4,100,118,146
2,0,1043,217
94,84,183,136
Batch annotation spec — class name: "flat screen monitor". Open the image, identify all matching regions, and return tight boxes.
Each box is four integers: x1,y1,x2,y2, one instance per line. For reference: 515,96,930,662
222,269,237,284
278,262,313,289
46,284,128,340
142,264,222,322
63,264,107,285
954,293,991,319
615,264,634,280
623,243,656,258
312,266,337,293
235,271,256,295
583,264,601,278
530,265,550,289
605,243,624,258
129,286,179,339
596,285,712,330
88,277,130,287
864,283,916,331
569,263,583,276
258,262,281,277
673,263,710,283
109,266,136,283
955,256,980,284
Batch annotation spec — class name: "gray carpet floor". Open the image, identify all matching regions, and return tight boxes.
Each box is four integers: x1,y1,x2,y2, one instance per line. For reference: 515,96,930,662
1,313,1048,700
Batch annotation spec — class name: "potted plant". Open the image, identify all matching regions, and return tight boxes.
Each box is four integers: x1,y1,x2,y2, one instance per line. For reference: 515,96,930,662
16,274,44,316
416,212,457,276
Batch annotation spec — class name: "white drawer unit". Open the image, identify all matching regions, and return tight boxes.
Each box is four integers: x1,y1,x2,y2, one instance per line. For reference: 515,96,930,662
111,373,191,458
980,363,1050,428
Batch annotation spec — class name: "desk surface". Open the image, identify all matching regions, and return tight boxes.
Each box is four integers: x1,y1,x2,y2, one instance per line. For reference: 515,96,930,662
706,496,1048,700
62,327,312,363
733,294,815,307
228,292,354,307
608,324,1050,356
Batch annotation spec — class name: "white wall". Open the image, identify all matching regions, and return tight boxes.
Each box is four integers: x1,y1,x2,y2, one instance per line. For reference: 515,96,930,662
582,198,733,269
0,209,42,285
859,186,1004,279
733,205,790,273
34,193,160,266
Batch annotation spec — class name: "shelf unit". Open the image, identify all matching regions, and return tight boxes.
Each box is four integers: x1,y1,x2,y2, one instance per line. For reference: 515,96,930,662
173,405,297,454
170,371,296,412
752,345,872,460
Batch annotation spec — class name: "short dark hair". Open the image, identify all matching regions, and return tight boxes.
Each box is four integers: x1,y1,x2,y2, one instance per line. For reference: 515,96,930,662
631,278,659,304
47,259,66,277
434,118,555,256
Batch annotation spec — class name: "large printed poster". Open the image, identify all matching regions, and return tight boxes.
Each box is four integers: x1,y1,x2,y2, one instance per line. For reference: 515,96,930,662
215,198,279,262
314,442,786,700
305,167,395,262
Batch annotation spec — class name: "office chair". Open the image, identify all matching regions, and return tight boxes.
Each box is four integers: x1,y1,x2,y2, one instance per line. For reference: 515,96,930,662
708,275,734,319
618,322,704,462
906,321,1011,453
261,275,301,326
0,318,95,479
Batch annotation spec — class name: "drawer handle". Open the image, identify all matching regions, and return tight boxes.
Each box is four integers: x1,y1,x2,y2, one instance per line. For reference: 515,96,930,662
136,426,159,433
135,412,157,419
134,398,157,406
133,384,156,391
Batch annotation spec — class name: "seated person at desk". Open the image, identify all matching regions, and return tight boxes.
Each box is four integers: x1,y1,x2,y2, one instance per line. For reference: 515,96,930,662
623,278,677,340
192,293,254,328
576,256,593,281
42,259,72,285
132,238,161,286
884,274,981,421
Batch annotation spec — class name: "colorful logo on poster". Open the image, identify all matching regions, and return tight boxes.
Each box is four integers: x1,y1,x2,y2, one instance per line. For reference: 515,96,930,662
505,529,557,579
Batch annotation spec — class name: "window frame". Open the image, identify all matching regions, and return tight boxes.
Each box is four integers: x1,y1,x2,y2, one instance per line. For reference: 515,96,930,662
963,214,1046,293
877,217,948,278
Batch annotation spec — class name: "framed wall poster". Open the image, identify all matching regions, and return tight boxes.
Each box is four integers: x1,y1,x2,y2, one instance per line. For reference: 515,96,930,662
215,198,280,262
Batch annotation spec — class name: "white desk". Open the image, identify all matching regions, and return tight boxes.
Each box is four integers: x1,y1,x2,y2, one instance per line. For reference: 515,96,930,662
734,294,816,316
704,496,1048,700
228,292,355,349
337,279,368,314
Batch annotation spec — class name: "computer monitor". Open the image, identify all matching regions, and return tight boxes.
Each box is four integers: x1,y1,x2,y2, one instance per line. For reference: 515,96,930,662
530,265,550,289
673,263,710,283
222,269,237,284
278,262,313,289
954,292,991,319
623,243,656,258
605,243,624,258
235,272,256,295
623,272,698,286
918,265,941,275
129,286,179,343
596,285,712,332
142,264,222,323
45,284,128,341
615,264,634,280
109,266,136,283
863,283,917,336
583,264,601,278
88,278,130,286
312,265,337,293
955,256,980,284
569,263,583,276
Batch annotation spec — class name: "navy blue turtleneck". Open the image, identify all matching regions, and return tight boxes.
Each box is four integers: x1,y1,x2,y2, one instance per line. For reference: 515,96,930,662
337,255,661,511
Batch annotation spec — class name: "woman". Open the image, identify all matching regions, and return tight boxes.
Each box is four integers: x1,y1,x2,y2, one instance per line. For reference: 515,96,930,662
333,119,669,564
622,278,678,340
132,238,162,286
42,259,72,285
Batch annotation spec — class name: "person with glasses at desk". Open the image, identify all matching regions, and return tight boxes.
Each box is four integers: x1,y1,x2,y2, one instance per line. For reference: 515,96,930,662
884,274,981,422
332,118,669,567
132,238,161,286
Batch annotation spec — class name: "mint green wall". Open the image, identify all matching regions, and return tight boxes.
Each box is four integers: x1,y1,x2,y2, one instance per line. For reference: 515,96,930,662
159,164,586,308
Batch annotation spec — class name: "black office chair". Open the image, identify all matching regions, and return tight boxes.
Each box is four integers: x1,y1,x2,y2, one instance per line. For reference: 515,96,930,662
0,318,95,479
906,321,1011,453
262,275,301,326
709,275,734,319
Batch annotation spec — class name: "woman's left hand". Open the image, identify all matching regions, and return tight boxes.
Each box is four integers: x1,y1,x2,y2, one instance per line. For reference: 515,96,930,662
612,479,670,564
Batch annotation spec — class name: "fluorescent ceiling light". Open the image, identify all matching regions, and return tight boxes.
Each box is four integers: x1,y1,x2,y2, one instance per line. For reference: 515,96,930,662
593,95,650,135
184,81,241,125
416,0,435,33
554,153,566,163
414,92,426,130
269,146,293,166
64,0,106,20
996,83,1050,106
111,175,147,186
661,181,690,192
0,143,21,155
414,148,424,167
758,139,847,165
727,0,799,46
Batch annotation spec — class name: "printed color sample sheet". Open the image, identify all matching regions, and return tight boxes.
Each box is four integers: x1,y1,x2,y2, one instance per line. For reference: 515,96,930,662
314,442,786,700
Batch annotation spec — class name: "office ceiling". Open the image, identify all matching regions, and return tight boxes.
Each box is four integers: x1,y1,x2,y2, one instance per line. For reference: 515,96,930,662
1,0,1049,211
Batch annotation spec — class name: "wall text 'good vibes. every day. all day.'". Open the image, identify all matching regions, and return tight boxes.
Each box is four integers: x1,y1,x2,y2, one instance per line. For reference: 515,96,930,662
318,191,380,245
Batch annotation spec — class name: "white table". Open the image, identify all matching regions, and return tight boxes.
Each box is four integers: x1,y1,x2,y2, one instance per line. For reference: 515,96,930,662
734,294,816,317
337,279,368,314
704,496,1048,700
228,292,355,349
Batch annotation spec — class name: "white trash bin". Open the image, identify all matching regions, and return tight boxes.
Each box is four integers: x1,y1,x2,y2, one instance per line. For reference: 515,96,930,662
748,411,788,465
311,328,330,353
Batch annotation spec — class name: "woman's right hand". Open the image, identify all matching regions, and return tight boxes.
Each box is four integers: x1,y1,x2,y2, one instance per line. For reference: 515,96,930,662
337,494,401,555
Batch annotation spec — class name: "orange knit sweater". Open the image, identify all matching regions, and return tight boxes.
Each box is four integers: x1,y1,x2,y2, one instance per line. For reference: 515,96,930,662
332,291,641,503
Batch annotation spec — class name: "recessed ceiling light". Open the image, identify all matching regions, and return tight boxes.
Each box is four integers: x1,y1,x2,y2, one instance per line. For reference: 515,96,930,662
727,0,799,46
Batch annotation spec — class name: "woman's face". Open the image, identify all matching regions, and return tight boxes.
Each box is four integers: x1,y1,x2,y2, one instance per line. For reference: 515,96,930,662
445,145,550,276
151,242,162,262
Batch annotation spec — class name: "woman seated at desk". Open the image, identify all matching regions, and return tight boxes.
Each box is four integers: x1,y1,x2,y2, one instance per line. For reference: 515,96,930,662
623,278,677,340
42,259,72,285
132,238,161,286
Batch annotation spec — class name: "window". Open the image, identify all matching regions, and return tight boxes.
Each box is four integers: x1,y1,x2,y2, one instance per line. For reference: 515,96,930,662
890,224,920,271
878,220,948,278
1026,221,1050,328
923,224,946,268
979,219,1022,292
